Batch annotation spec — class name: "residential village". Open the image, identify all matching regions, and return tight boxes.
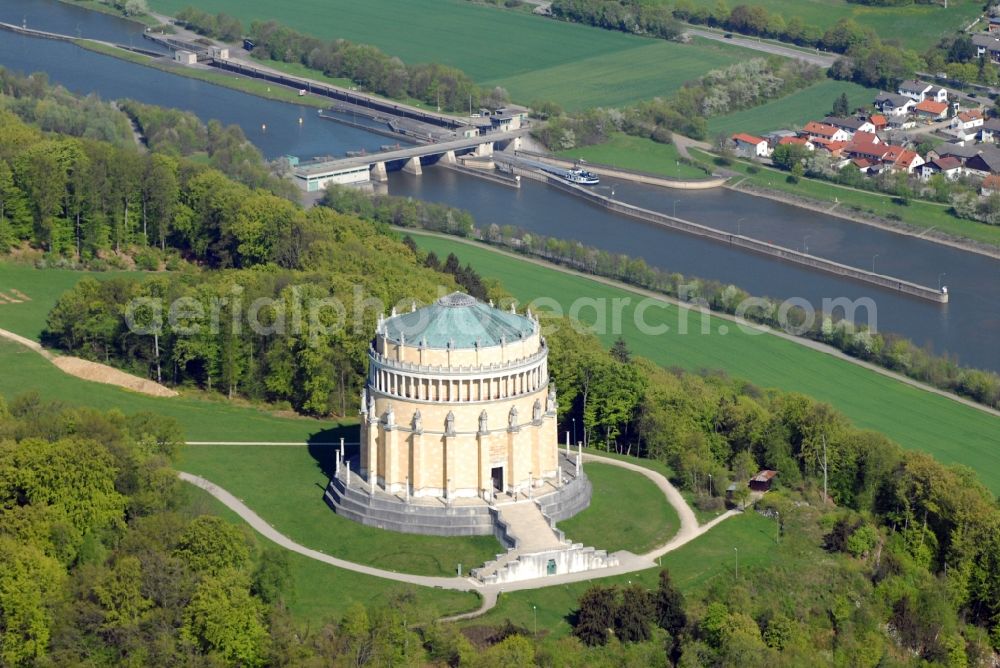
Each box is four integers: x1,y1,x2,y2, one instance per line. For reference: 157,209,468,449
729,79,1000,200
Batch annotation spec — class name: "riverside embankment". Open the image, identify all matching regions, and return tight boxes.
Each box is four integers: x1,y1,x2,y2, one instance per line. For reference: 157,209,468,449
497,156,947,303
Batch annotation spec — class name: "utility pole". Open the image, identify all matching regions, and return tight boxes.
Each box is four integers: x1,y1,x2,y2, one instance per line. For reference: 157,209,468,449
822,433,828,504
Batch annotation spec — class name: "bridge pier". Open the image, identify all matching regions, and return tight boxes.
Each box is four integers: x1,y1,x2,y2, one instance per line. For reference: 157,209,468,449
402,156,423,176
371,161,388,182
474,142,495,158
442,150,457,165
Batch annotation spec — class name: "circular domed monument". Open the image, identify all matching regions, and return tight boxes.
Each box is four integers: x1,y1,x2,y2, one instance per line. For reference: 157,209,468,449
361,291,558,499
324,293,612,583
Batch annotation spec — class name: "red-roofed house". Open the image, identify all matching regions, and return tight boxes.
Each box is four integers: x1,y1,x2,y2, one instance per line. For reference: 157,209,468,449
920,156,963,180
845,134,889,162
801,121,851,143
981,174,1000,196
777,136,815,151
870,114,888,130
914,99,950,120
890,149,924,174
731,133,771,158
810,138,847,157
950,109,985,141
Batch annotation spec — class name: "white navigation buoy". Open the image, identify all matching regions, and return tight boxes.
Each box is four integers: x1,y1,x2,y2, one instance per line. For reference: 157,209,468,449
261,123,266,131
298,117,303,124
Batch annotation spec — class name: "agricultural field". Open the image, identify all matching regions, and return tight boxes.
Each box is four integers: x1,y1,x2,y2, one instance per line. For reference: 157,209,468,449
179,444,502,576
677,0,981,50
149,0,747,109
706,79,875,139
557,463,680,554
409,233,1000,494
557,133,710,180
183,486,480,624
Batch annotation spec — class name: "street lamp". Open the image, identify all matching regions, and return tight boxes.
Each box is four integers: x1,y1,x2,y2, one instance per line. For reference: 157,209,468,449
708,473,713,496
872,253,879,274
803,235,811,254
673,199,680,217
533,605,537,636
734,547,739,580
572,417,577,446
736,217,746,235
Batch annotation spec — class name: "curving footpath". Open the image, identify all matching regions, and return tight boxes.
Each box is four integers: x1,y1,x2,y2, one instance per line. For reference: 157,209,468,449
179,452,739,620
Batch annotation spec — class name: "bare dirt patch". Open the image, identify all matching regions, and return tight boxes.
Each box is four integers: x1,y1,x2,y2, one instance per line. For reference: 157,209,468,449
50,356,178,397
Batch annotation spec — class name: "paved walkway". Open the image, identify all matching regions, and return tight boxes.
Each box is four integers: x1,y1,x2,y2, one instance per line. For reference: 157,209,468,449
179,451,740,620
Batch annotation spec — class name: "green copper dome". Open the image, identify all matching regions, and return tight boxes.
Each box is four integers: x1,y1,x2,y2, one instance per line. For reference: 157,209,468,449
382,292,535,349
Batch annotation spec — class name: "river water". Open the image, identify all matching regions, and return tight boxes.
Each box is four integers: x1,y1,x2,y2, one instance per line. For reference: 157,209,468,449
1,3,998,371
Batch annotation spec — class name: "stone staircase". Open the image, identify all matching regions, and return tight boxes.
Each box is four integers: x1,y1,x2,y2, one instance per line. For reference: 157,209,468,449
471,500,619,584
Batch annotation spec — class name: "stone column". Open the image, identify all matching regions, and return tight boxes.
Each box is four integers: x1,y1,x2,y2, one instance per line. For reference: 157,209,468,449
402,156,422,175
371,161,388,181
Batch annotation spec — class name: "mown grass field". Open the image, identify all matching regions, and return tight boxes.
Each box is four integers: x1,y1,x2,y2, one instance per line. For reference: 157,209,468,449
557,463,679,554
179,444,502,576
557,133,710,180
469,511,779,636
149,0,746,109
706,79,874,138
182,485,480,624
676,0,980,50
689,149,1000,249
408,233,1000,494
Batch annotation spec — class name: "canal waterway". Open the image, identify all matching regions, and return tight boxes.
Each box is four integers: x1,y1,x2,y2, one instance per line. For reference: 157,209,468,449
2,0,169,52
0,7,998,371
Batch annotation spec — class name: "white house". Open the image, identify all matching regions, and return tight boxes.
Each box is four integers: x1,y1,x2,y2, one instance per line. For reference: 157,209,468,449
822,116,876,136
919,157,963,181
981,117,1000,143
731,133,771,158
898,80,947,103
874,92,916,117
801,121,852,143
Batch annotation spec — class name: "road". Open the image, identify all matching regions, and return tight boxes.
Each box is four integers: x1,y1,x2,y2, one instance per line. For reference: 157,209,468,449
686,27,837,68
178,450,741,620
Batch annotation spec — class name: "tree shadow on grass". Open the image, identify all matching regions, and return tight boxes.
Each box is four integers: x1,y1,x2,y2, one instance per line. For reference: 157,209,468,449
307,424,361,480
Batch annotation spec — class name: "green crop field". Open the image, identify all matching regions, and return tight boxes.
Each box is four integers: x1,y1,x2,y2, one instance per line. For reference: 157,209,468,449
707,79,875,138
179,444,502,576
408,233,1000,495
674,0,980,50
149,0,747,109
183,485,480,624
480,37,745,110
557,133,710,180
558,463,680,554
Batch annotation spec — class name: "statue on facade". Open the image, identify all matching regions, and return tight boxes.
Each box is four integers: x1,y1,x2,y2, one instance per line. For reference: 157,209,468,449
508,405,518,431
384,403,395,428
479,410,489,434
412,409,422,433
367,392,375,420
360,388,368,417
445,410,456,436
532,398,542,423
546,387,557,414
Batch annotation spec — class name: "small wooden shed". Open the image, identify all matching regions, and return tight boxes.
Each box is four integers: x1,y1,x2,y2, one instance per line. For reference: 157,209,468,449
749,470,777,492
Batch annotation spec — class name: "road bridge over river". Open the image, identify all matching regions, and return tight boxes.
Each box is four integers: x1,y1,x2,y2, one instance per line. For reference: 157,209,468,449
292,127,529,190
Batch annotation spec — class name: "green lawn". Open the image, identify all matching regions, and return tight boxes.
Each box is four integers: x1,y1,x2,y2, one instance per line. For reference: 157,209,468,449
469,512,778,637
182,485,480,625
179,444,502,576
692,150,1000,249
707,79,874,138
557,463,679,554
557,134,710,180
408,233,1000,495
149,0,749,109
675,0,981,50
